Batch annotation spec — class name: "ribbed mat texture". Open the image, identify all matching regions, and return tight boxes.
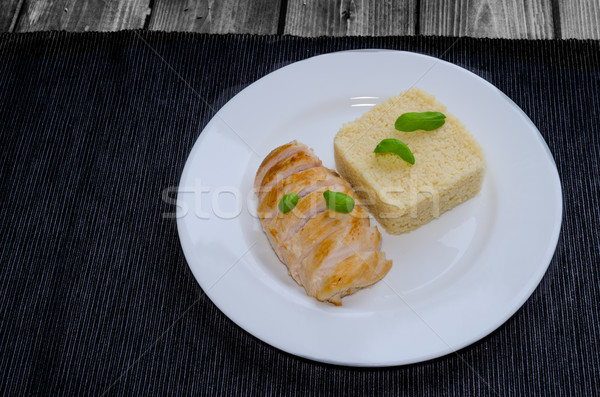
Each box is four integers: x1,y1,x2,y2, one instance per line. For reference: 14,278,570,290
0,32,599,395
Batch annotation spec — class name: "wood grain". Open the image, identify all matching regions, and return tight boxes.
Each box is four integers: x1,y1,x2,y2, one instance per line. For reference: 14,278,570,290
420,0,555,39
5,0,599,38
15,0,151,32
149,0,281,34
284,0,417,36
559,0,600,39
0,0,24,32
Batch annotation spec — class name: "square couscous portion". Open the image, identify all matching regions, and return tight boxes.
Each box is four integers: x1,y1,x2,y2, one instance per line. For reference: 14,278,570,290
334,88,485,234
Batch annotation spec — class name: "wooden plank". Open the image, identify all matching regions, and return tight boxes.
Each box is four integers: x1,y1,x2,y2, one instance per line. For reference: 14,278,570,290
420,0,554,39
284,0,417,36
0,0,24,32
15,0,151,32
559,0,600,39
149,0,281,34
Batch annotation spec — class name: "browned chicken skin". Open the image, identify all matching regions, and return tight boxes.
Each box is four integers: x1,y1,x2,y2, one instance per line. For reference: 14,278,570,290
254,141,392,305
256,150,322,200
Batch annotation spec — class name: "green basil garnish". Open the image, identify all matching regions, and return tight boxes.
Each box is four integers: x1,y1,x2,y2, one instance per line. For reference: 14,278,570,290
395,111,446,132
278,193,299,214
374,138,415,165
323,190,355,213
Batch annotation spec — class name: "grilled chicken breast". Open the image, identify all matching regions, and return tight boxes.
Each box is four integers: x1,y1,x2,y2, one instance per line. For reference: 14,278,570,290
254,141,392,305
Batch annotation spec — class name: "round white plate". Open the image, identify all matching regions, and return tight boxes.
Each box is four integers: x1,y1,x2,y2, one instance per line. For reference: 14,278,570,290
176,50,562,366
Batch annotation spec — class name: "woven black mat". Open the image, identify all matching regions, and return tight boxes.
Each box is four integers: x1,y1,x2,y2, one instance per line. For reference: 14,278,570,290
0,31,599,395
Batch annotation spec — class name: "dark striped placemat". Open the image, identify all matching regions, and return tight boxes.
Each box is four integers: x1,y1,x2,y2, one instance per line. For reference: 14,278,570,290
0,32,598,395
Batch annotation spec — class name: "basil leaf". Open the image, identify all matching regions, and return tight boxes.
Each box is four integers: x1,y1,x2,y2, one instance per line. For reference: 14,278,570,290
323,190,355,213
278,193,299,214
395,111,446,132
374,138,415,165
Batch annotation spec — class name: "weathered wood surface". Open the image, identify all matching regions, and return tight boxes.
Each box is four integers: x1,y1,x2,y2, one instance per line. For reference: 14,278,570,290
560,0,600,39
0,0,23,32
149,0,281,34
14,0,151,32
1,0,599,39
284,0,417,36
420,0,555,39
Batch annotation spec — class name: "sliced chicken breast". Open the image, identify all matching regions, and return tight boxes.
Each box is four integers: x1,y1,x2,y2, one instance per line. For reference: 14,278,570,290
255,141,392,305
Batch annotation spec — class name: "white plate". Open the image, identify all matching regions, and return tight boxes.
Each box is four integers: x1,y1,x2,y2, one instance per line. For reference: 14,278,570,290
176,50,562,366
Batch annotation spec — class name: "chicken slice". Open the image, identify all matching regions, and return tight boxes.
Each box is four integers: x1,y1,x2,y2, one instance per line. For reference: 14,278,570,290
257,166,329,224
298,224,381,297
254,140,309,192
316,251,392,305
256,151,322,199
258,167,352,225
265,184,351,256
283,210,369,284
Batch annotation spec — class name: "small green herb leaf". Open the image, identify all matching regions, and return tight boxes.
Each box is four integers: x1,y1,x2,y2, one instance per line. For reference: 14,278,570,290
278,193,299,214
374,138,415,165
395,111,446,132
323,190,355,213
